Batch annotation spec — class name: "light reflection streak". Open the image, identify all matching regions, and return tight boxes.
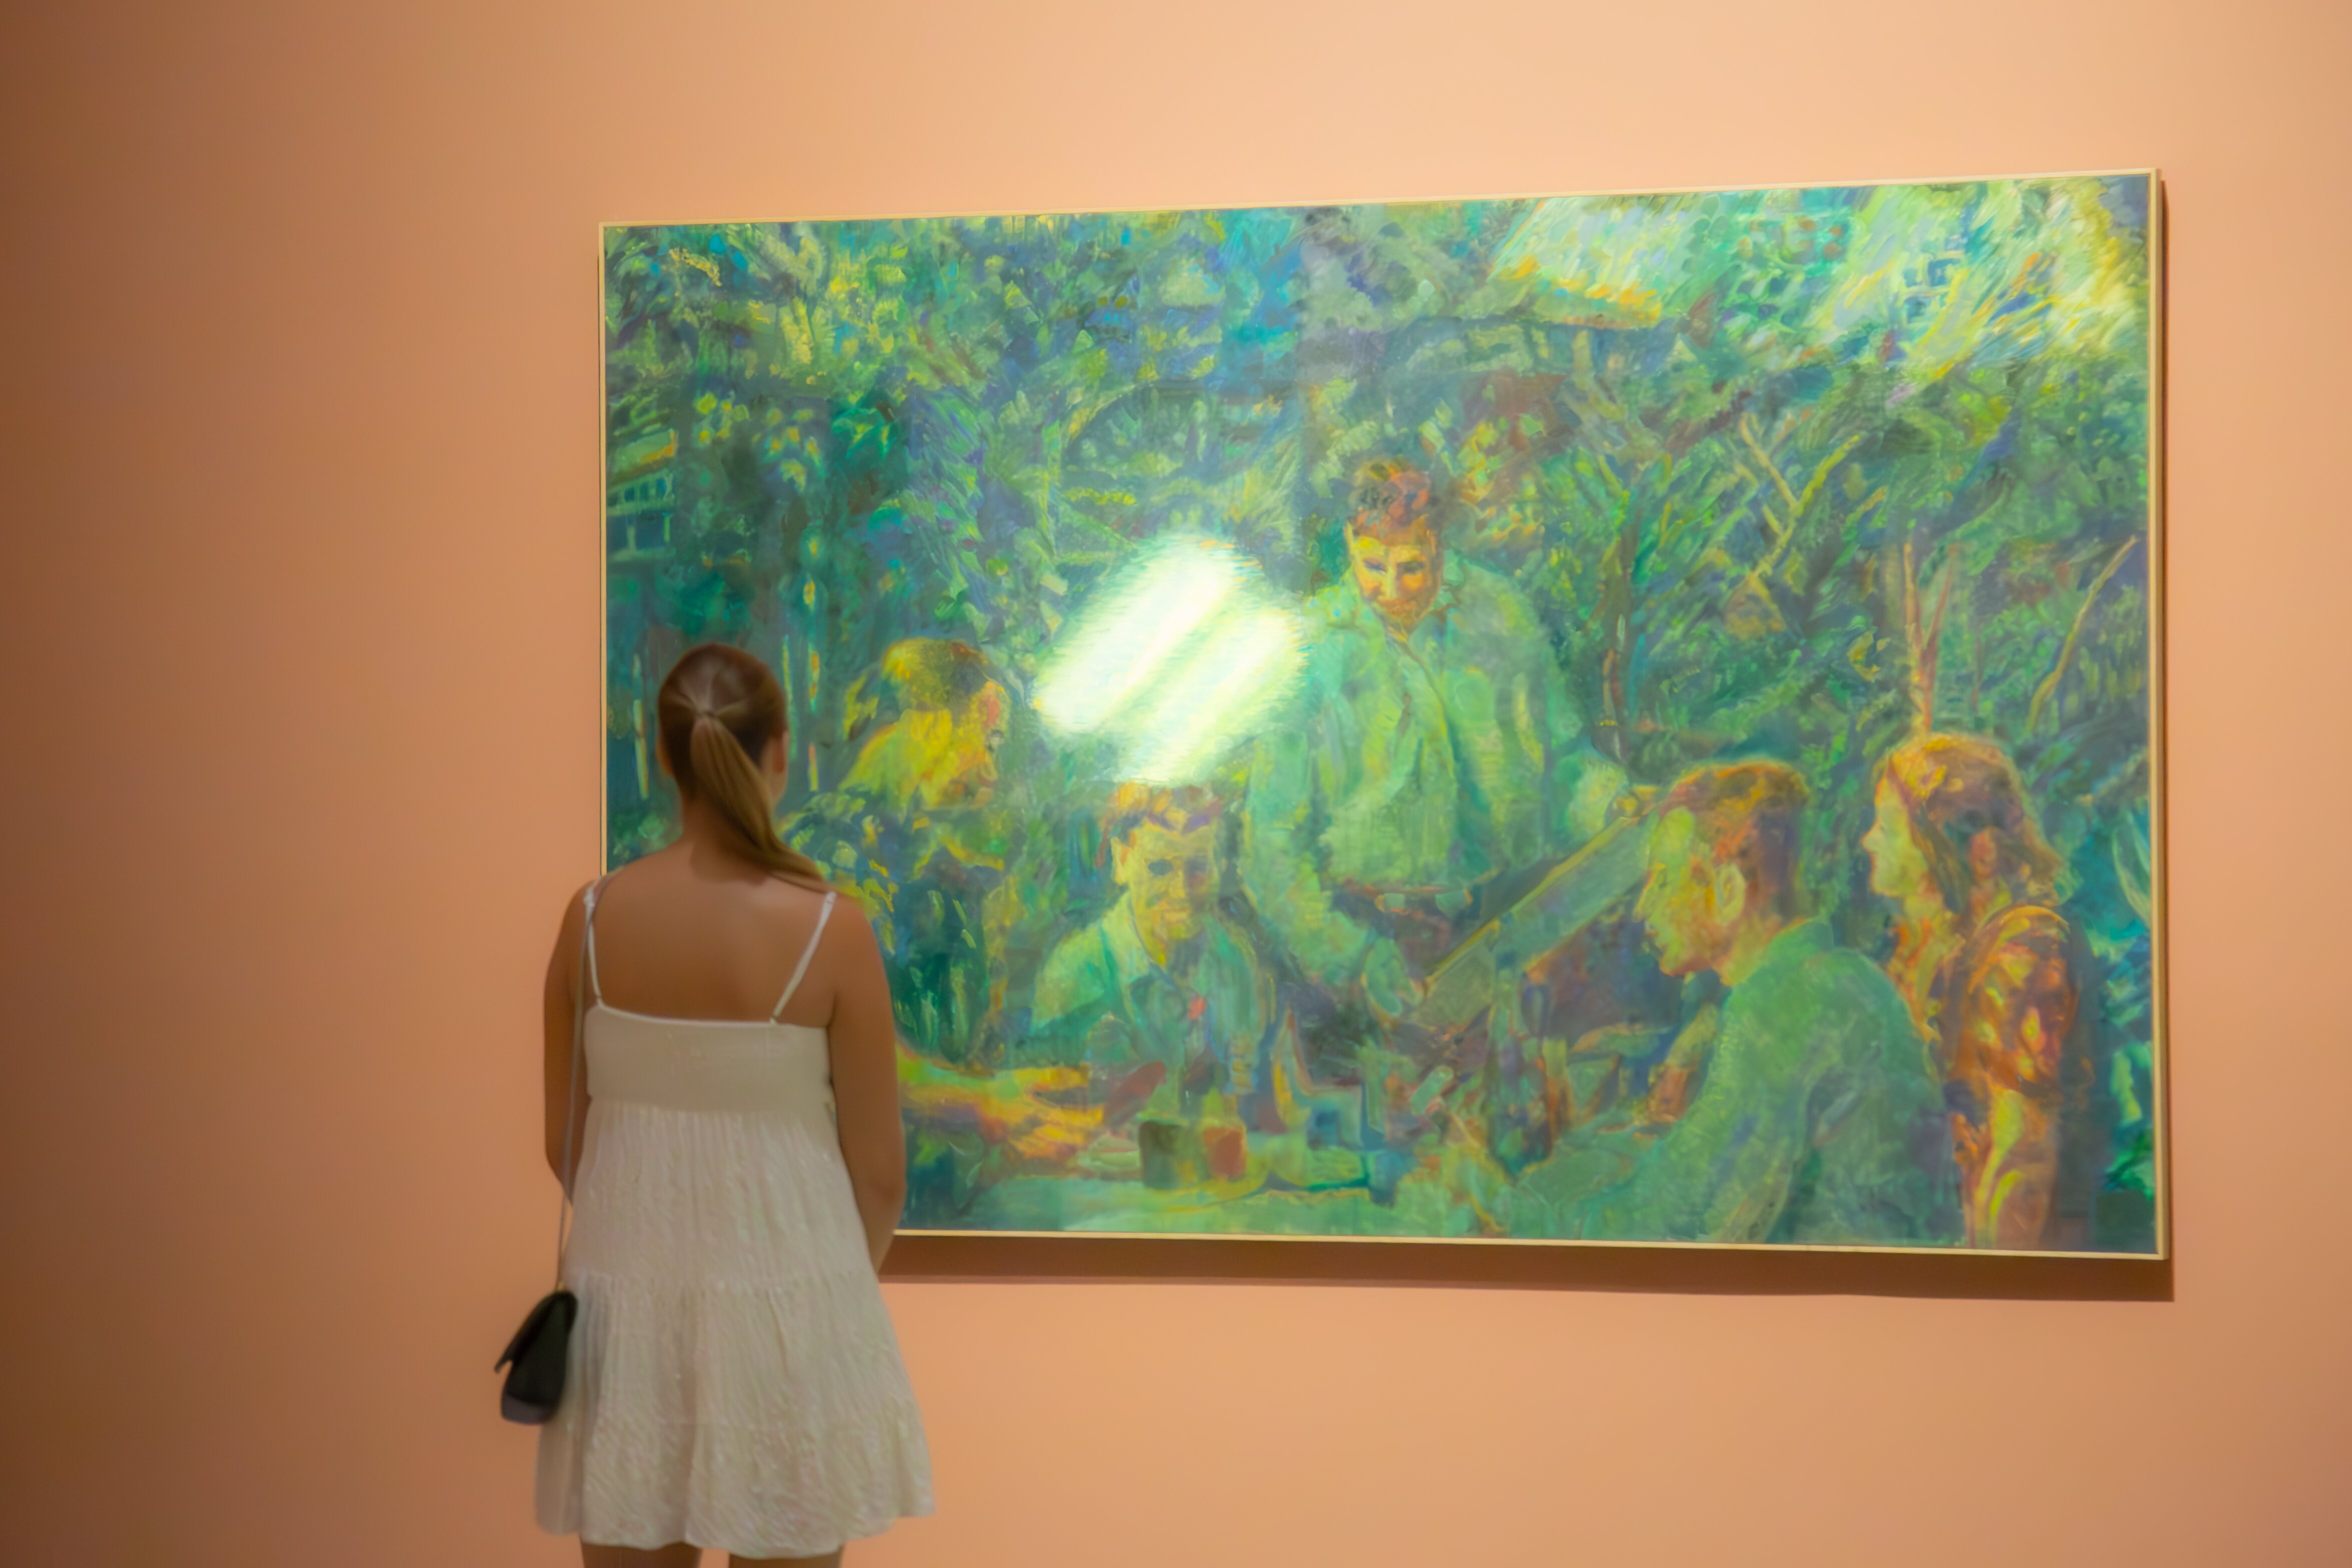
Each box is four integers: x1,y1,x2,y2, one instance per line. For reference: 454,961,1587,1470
1034,536,1306,785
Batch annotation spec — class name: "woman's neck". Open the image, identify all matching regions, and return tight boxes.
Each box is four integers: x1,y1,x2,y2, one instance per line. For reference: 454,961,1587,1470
674,799,770,875
676,796,731,845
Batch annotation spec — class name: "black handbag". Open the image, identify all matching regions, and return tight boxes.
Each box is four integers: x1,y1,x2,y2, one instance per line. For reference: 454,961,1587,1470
495,1288,578,1423
495,878,605,1424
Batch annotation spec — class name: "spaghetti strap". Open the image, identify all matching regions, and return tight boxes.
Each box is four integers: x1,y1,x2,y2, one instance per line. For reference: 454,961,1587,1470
770,890,839,1022
581,877,610,1005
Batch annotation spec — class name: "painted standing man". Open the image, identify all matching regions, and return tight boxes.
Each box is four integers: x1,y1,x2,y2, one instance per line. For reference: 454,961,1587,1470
1567,761,1959,1245
1240,458,1625,1147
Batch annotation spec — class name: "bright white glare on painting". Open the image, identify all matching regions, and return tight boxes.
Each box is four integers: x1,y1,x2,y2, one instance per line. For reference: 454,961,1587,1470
1034,537,1305,785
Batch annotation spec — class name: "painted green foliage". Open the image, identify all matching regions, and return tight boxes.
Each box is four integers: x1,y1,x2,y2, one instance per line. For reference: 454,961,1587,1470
603,176,2157,1250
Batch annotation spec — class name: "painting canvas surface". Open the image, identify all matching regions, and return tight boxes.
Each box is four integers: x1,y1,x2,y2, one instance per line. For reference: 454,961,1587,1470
602,174,2162,1253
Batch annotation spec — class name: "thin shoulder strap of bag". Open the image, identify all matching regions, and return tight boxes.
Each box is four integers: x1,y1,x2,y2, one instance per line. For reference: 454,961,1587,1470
555,876,609,1287
769,889,840,1023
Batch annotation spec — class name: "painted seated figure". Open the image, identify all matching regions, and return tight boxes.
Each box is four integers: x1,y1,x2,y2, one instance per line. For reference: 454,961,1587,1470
1864,733,2084,1250
787,636,1014,1067
789,638,1097,1221
1561,761,1960,1245
1028,784,1274,1114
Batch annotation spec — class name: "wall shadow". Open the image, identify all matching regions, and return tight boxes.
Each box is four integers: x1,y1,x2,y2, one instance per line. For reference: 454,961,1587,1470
886,1233,2173,1302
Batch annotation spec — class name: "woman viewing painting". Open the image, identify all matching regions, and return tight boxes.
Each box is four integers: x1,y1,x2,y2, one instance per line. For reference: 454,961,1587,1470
1863,733,2082,1251
537,645,932,1564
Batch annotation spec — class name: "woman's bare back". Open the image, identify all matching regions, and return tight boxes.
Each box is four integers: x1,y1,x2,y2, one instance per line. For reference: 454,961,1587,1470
587,839,842,1028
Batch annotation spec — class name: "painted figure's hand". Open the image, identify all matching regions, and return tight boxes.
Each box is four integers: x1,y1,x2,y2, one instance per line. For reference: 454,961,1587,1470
1566,758,1634,842
1643,1063,1695,1124
1362,937,1419,1024
987,1070,1103,1164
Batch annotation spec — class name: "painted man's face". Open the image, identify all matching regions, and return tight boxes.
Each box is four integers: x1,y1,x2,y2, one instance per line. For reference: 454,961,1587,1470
941,681,1007,804
1634,809,1742,978
903,681,1007,809
1347,522,1441,632
1116,816,1219,958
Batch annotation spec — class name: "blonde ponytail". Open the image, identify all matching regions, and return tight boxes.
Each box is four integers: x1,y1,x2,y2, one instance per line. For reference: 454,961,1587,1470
654,643,828,884
685,709,826,879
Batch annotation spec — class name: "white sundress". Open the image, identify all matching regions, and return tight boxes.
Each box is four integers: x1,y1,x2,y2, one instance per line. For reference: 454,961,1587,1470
536,884,933,1556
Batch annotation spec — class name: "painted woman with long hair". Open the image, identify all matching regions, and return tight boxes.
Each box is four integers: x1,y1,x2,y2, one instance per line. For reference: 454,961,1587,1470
1862,732,2077,1251
536,643,932,1565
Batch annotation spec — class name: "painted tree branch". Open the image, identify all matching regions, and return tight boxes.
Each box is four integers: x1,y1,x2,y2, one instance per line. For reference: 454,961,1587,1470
2028,537,2140,734
1738,414,1799,515
1903,539,1958,735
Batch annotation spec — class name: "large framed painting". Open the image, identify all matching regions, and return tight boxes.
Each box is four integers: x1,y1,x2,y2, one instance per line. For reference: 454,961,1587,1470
602,171,2164,1254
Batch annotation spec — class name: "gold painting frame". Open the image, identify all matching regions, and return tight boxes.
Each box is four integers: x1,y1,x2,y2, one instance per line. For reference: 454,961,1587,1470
600,169,2168,1259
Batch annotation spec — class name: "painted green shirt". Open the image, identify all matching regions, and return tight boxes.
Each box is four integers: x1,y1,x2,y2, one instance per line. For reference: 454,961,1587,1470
1573,920,1961,1246
1241,555,1619,989
1025,896,1272,1091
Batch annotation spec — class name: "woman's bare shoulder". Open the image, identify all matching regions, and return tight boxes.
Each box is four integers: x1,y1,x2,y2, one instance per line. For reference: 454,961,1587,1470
553,875,600,930
782,874,886,941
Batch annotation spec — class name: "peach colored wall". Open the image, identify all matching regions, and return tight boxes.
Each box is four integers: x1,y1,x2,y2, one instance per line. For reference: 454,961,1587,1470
3,0,2347,1562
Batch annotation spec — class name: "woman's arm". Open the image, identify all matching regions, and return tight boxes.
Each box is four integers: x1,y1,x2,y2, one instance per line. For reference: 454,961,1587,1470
543,883,592,1187
825,905,909,1270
